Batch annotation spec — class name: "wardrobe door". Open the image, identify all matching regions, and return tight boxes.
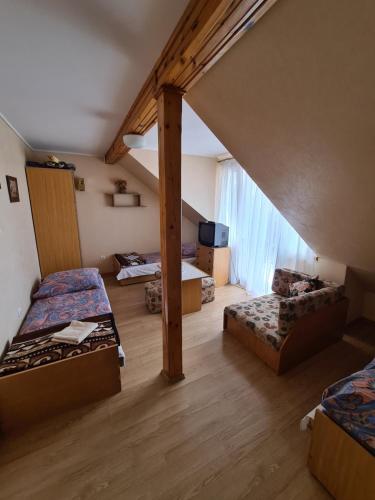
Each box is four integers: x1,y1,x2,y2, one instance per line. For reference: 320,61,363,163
26,167,82,277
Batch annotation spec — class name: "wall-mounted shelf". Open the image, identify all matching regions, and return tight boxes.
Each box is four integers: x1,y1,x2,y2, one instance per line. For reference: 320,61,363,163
112,193,145,207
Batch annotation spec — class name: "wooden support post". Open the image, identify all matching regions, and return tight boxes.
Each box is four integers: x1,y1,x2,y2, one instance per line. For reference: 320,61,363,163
157,85,185,383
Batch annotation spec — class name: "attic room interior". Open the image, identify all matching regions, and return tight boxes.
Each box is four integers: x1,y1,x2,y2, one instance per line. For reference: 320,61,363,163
0,0,374,498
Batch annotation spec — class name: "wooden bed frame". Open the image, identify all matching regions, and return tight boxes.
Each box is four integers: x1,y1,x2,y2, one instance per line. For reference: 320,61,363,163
113,255,159,286
0,314,122,433
308,410,375,499
223,298,349,374
113,255,197,286
0,346,121,433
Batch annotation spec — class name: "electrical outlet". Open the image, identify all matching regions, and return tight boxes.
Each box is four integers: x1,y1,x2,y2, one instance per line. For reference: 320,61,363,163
100,255,107,260
17,307,22,318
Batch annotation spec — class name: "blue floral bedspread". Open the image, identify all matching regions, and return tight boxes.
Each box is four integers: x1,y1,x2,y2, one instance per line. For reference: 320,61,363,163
321,358,375,455
20,288,112,335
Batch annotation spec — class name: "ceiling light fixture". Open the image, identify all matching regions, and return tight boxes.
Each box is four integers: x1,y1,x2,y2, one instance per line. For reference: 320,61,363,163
123,134,145,149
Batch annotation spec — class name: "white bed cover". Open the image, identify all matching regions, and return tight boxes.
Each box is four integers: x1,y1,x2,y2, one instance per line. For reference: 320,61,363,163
116,258,195,281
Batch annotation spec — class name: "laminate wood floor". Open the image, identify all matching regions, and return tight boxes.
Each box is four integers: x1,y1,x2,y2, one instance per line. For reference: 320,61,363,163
0,278,374,500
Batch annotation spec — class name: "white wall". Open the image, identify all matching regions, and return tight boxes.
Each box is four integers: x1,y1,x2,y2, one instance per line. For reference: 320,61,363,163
0,118,40,352
30,152,197,273
130,149,217,221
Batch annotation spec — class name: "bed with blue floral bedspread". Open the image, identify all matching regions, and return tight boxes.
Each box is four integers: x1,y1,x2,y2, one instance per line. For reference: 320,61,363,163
321,357,375,455
0,268,123,432
19,269,112,335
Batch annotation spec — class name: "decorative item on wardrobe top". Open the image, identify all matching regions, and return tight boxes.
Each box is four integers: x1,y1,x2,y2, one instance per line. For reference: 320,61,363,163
111,178,145,207
26,155,76,171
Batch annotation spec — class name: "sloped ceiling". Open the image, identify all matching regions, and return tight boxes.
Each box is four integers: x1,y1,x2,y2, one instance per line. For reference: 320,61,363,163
0,0,189,155
186,0,375,276
143,101,227,157
119,154,205,226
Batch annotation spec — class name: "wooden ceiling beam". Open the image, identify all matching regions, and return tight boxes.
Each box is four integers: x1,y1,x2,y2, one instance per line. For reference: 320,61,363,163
104,0,278,164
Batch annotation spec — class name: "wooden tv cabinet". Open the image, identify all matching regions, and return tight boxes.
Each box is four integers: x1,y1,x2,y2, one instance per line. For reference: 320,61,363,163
196,244,230,287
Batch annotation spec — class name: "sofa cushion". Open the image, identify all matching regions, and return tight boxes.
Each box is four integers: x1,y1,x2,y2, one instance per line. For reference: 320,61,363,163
224,294,284,350
289,278,321,297
272,268,314,297
272,268,344,298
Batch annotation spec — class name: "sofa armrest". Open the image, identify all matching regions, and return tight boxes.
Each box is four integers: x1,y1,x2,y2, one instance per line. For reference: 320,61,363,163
272,268,314,296
278,287,344,336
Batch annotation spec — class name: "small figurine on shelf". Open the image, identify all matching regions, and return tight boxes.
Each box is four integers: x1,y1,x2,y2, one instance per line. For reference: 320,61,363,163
116,179,127,194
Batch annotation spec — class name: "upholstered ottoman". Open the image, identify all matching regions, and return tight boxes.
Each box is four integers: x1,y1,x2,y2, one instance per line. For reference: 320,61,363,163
201,277,215,304
145,277,215,314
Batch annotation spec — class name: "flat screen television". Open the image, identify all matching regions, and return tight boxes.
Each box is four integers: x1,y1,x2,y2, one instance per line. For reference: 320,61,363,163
198,221,229,248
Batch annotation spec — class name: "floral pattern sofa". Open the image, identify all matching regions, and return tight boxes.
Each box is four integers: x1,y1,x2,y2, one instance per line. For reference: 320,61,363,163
145,277,215,314
223,268,348,374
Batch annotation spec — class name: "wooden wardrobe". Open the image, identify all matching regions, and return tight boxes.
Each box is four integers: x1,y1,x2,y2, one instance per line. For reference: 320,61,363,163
26,167,82,277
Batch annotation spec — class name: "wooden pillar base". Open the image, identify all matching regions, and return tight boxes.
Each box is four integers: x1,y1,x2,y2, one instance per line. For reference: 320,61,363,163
160,369,185,384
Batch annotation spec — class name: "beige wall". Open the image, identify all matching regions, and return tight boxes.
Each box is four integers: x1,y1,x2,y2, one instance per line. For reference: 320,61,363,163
130,149,217,221
31,152,197,273
0,118,40,353
344,269,365,324
186,0,375,278
315,257,347,286
363,293,375,322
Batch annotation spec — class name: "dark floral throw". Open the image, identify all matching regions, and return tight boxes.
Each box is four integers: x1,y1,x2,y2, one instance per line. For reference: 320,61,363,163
115,252,146,267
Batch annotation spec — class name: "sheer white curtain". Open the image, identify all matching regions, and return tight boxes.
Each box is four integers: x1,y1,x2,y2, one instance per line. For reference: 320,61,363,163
216,159,316,296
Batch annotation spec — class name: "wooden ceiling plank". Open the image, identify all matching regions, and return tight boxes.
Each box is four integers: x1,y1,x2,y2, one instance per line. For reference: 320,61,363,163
175,0,269,89
155,0,236,87
105,0,278,164
140,0,257,133
131,97,156,131
154,0,208,76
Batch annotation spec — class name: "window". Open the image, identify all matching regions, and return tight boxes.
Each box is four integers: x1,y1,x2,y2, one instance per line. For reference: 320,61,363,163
216,159,315,296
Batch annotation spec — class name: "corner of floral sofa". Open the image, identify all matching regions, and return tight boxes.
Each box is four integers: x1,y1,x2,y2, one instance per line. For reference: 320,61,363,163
224,268,346,351
277,286,345,337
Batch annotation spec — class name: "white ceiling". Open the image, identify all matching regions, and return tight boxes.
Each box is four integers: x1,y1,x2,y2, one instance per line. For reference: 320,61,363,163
0,0,190,156
143,101,227,157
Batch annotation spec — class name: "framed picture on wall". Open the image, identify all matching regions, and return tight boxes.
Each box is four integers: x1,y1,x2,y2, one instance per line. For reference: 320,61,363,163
6,175,20,202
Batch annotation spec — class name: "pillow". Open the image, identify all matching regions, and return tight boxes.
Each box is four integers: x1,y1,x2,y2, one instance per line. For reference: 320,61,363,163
33,268,101,299
182,242,197,257
289,277,322,297
115,252,146,267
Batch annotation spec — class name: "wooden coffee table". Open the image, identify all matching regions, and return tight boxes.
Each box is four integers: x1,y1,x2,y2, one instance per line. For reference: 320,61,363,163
181,262,208,314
